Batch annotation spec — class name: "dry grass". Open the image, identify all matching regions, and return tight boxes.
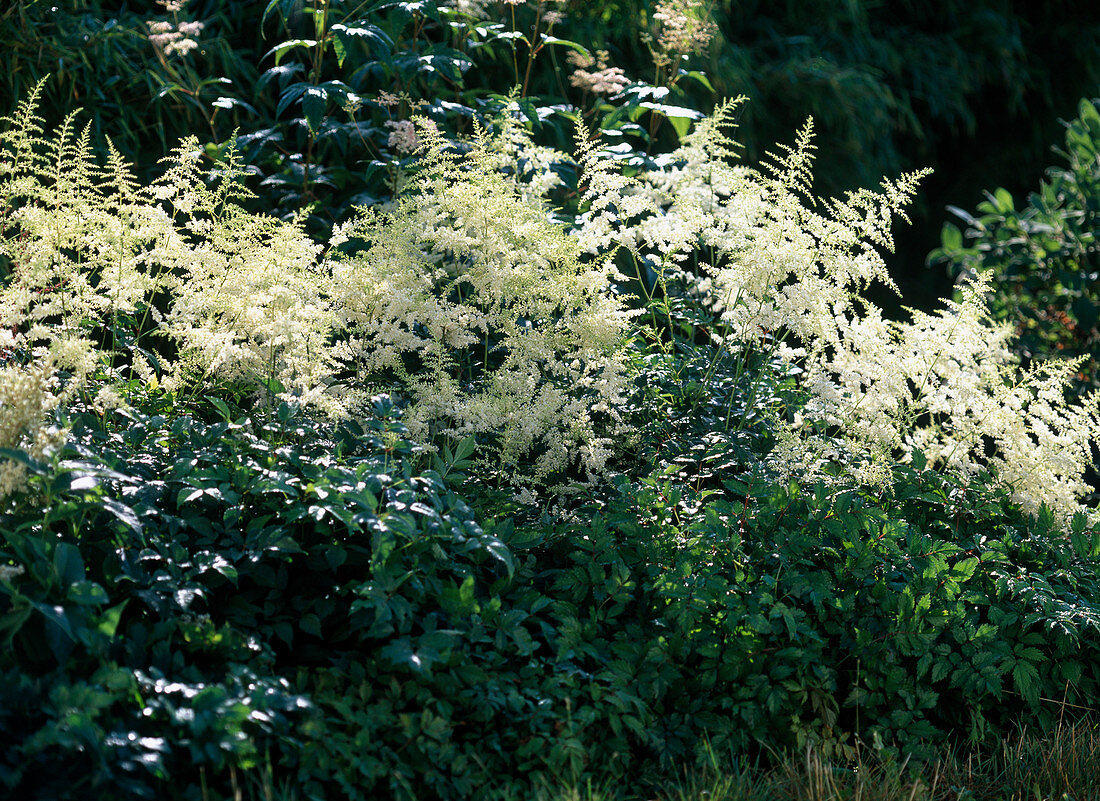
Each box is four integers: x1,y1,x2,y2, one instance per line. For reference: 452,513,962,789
215,715,1100,801
646,716,1100,801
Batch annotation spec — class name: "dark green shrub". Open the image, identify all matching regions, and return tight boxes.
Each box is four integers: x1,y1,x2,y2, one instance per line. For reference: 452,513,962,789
296,458,1100,798
3,368,1100,799
931,95,1100,395
0,395,511,798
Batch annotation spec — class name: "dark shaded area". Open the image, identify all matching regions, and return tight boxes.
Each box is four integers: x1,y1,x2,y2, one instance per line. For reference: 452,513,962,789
709,0,1100,315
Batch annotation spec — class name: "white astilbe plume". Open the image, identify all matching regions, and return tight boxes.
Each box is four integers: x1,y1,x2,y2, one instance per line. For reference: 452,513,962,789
803,275,1100,518
5,81,1098,513
591,97,1098,520
329,119,635,484
592,98,926,355
153,140,336,410
686,115,924,354
573,123,660,256
480,106,570,202
1,85,338,414
1,87,631,488
0,359,67,498
164,199,336,412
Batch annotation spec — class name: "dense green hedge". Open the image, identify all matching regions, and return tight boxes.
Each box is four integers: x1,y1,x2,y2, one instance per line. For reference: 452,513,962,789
0,397,497,797
3,375,1100,799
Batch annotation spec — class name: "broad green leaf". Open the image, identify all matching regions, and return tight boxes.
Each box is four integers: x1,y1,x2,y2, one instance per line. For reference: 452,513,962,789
677,69,715,92
993,187,1015,213
208,397,234,423
538,36,589,55
453,436,477,462
940,222,963,251
332,35,348,68
266,39,321,67
53,542,84,586
331,23,393,50
68,581,108,606
302,86,328,134
300,613,323,638
34,602,75,642
275,83,308,118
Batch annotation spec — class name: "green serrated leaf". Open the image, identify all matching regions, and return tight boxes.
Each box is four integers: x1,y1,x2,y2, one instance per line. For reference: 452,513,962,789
1012,660,1040,705
931,660,951,683
910,448,928,471
951,557,979,581
300,613,322,638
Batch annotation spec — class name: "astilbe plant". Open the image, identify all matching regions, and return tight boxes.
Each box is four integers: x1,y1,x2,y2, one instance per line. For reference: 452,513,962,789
0,81,338,423
802,274,1100,517
0,85,638,491
589,98,1100,520
328,118,635,485
1,86,115,496
4,80,1098,509
0,361,65,498
151,140,336,412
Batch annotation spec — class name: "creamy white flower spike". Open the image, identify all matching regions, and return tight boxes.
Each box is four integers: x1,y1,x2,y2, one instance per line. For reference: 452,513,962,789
582,96,1098,521
328,118,634,485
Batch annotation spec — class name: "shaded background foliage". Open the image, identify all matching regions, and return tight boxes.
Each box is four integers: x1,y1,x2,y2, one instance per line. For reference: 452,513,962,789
931,96,1100,399
0,0,262,156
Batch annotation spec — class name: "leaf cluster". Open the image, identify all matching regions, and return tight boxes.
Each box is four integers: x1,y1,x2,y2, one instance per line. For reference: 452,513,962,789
931,96,1100,398
5,378,1100,798
0,396,518,798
